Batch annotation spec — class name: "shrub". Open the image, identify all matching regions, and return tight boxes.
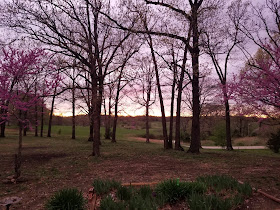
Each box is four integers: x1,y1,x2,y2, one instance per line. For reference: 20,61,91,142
45,188,86,210
210,123,226,147
267,129,280,153
180,130,191,142
92,179,121,195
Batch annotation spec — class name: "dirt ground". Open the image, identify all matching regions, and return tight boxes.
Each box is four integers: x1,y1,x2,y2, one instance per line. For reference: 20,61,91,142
1,138,280,210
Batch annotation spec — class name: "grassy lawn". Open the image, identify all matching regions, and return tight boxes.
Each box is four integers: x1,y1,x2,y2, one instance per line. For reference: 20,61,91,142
0,125,279,209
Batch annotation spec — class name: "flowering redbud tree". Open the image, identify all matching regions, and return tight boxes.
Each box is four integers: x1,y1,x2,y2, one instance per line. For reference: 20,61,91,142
0,47,60,179
234,41,280,118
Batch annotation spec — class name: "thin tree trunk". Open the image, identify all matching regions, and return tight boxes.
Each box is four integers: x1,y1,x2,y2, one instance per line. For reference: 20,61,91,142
72,80,76,139
147,35,170,149
225,98,233,150
47,87,57,137
35,83,38,137
105,96,112,139
23,111,28,136
145,94,150,143
175,45,188,151
15,114,23,179
168,68,176,148
111,70,123,143
188,5,201,154
40,102,44,137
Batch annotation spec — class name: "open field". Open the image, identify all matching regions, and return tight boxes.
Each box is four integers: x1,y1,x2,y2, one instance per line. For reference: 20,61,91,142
0,125,280,209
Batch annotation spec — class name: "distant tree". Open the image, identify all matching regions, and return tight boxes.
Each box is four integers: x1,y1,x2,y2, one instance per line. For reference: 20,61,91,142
111,43,140,143
129,56,157,143
0,47,59,179
201,0,248,150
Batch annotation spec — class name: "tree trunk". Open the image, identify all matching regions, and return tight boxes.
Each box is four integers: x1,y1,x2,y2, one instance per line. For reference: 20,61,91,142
148,35,170,149
91,75,100,156
111,70,123,143
47,87,57,137
34,83,38,137
225,99,233,150
72,80,76,139
175,45,188,151
23,111,28,136
15,118,23,179
188,5,201,154
35,102,38,137
145,99,150,143
88,109,93,141
0,121,6,138
168,67,176,148
0,108,7,138
40,102,44,137
105,96,112,139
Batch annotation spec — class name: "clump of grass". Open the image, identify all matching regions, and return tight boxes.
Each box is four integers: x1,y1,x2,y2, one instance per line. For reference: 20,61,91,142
126,194,157,210
137,185,153,200
93,179,121,195
193,175,252,209
196,175,252,196
116,186,133,201
188,193,232,210
45,188,86,210
100,196,126,210
155,179,206,204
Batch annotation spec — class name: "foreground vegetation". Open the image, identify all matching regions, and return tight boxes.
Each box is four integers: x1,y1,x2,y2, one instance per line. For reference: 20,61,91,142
0,126,279,209
89,175,252,210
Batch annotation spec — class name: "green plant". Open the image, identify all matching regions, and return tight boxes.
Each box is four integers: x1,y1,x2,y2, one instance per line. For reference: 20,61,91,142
126,195,157,210
210,124,227,147
92,179,121,195
45,188,86,210
180,130,191,142
155,179,206,204
137,186,153,200
116,186,133,201
188,193,232,210
267,129,280,153
100,196,126,210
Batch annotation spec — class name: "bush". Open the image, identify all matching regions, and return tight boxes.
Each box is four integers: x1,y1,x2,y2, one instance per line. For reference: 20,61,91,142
267,129,280,153
180,130,191,142
45,188,86,210
210,123,226,147
93,179,121,195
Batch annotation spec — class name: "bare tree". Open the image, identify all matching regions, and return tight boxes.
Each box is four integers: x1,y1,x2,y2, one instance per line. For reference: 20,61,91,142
129,56,156,143
201,0,248,150
5,0,134,156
